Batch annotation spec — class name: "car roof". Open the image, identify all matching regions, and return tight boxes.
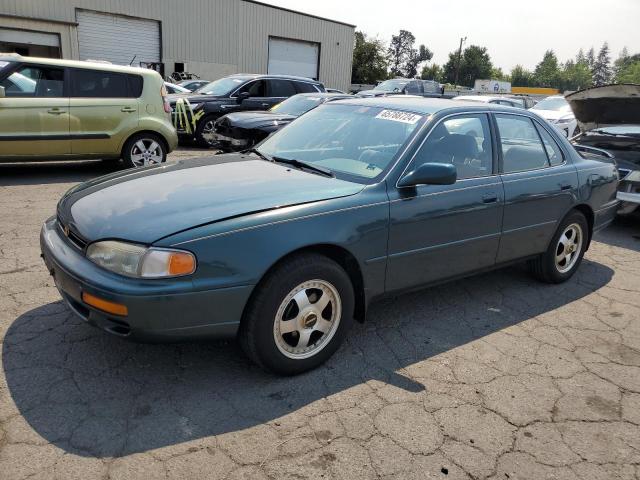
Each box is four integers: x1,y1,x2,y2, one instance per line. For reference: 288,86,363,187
230,73,323,84
0,54,158,75
329,96,528,115
297,93,351,99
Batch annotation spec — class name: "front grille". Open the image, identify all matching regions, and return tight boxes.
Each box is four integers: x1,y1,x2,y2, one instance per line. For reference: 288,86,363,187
57,217,88,251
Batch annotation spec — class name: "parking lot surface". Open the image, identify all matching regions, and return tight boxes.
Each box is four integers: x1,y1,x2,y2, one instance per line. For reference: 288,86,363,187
1,150,639,480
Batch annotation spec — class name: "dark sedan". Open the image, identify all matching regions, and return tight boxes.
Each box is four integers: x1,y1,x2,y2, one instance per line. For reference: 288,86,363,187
169,74,325,146
211,93,351,151
41,97,619,375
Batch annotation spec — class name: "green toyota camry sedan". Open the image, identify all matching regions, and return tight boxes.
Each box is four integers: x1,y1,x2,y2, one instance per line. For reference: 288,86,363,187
41,97,620,374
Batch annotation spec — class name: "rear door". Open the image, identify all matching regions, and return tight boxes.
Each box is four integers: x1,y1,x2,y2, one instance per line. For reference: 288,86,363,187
495,113,578,263
0,63,70,157
266,79,298,108
69,68,140,155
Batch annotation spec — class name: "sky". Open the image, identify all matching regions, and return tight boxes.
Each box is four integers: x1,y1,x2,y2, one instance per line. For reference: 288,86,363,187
262,0,639,72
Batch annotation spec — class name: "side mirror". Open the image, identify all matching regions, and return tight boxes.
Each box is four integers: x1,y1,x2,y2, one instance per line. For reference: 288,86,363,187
398,162,457,188
236,91,250,103
0,86,5,98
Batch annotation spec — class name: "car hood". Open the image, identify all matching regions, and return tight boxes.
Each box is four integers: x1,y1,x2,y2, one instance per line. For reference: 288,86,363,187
566,84,640,131
57,155,364,244
167,93,225,104
530,109,573,121
219,111,297,129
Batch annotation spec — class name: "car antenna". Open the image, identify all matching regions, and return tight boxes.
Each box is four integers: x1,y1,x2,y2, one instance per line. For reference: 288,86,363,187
129,55,137,66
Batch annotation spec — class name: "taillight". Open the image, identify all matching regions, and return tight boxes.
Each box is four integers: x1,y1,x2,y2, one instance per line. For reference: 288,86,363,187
161,85,171,113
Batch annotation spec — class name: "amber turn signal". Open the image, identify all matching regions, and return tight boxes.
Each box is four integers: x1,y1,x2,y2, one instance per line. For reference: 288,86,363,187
168,252,196,276
82,292,128,317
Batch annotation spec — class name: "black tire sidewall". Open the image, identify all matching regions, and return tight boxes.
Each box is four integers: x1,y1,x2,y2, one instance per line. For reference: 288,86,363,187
247,257,355,375
544,211,588,282
195,115,218,148
123,133,166,169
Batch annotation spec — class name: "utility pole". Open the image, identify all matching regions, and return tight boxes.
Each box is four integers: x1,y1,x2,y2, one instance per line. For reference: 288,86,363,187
453,36,467,87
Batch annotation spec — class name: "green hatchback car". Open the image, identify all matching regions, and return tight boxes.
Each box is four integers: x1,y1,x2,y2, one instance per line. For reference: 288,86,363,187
0,54,178,168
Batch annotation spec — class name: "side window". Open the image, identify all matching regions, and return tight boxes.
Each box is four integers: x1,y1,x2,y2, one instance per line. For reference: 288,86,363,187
405,81,423,94
413,114,493,180
70,70,130,98
267,79,296,97
1,65,64,97
294,81,318,93
535,122,565,166
238,80,265,97
496,114,550,173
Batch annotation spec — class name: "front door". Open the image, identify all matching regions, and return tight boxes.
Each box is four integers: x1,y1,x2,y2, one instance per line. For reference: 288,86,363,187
386,113,504,292
69,68,139,155
0,64,70,158
494,113,578,263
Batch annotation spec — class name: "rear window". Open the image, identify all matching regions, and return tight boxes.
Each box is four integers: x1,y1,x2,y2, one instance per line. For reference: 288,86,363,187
70,69,143,98
268,79,297,97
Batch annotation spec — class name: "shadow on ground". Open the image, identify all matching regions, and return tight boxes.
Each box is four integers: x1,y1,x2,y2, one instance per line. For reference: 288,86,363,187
3,259,613,458
0,161,116,187
593,213,640,252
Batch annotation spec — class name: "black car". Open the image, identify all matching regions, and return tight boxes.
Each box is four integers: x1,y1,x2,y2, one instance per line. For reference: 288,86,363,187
568,84,640,215
169,74,325,146
212,93,351,151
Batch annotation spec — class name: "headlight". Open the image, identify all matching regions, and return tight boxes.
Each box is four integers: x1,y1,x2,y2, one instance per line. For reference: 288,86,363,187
556,116,574,124
86,241,196,278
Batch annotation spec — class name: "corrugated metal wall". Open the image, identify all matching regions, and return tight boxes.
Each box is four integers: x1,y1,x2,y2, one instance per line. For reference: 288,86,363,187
0,0,354,90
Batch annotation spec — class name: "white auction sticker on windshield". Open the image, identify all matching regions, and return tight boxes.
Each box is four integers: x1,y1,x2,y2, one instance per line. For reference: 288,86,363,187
375,110,422,124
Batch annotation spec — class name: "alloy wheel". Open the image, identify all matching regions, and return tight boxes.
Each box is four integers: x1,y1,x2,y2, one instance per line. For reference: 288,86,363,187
130,139,163,167
273,279,342,360
555,223,583,273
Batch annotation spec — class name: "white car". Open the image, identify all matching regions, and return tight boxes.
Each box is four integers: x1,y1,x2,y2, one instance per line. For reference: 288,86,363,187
530,96,579,138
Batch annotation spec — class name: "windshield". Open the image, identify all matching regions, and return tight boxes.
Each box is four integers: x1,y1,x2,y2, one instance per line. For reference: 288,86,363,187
196,77,250,96
270,95,324,116
532,97,572,113
257,104,424,182
374,79,409,92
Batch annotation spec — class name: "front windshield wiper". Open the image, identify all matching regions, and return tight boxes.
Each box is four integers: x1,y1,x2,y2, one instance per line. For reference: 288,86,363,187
245,147,272,161
272,156,334,178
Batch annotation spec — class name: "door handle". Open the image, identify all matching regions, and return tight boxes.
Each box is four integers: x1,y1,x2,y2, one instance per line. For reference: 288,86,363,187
261,103,270,108
482,193,499,204
560,183,572,191
121,107,137,113
47,108,65,115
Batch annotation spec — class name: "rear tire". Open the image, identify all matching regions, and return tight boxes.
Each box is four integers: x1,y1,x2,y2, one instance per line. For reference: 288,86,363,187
528,210,588,283
122,133,167,169
239,253,355,375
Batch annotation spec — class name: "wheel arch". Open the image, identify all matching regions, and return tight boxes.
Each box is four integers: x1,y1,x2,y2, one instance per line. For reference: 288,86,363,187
244,243,367,324
572,203,595,250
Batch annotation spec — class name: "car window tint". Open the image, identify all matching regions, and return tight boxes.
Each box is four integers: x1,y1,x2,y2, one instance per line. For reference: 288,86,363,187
294,81,318,93
413,114,493,180
405,81,423,94
268,79,296,97
1,65,64,97
535,122,565,166
238,80,265,97
70,70,130,98
127,75,143,97
496,114,550,173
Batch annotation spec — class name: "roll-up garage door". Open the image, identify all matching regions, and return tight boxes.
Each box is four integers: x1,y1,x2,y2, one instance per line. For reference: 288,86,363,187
268,37,319,80
77,10,160,67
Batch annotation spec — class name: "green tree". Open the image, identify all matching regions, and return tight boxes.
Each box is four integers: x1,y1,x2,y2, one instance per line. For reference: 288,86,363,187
613,46,631,79
592,42,612,86
560,59,592,91
616,60,640,83
586,47,596,70
387,30,432,78
442,45,493,87
421,63,443,82
510,64,534,86
491,67,507,81
351,31,388,84
534,50,561,87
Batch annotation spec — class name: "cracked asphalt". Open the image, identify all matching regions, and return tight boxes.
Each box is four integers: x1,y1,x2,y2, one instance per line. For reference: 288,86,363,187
1,150,640,479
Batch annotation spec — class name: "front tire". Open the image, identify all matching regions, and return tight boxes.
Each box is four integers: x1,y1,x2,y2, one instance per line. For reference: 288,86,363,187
529,210,588,283
195,115,218,148
239,253,355,375
122,133,167,169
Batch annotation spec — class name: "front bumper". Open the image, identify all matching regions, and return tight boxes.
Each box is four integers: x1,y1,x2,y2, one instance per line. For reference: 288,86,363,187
40,217,253,342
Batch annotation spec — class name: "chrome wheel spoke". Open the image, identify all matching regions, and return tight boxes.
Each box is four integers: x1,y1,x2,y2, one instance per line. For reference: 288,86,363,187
148,141,159,153
297,329,313,348
279,319,298,335
292,289,311,311
554,223,583,273
135,140,147,152
314,292,331,313
314,317,333,334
